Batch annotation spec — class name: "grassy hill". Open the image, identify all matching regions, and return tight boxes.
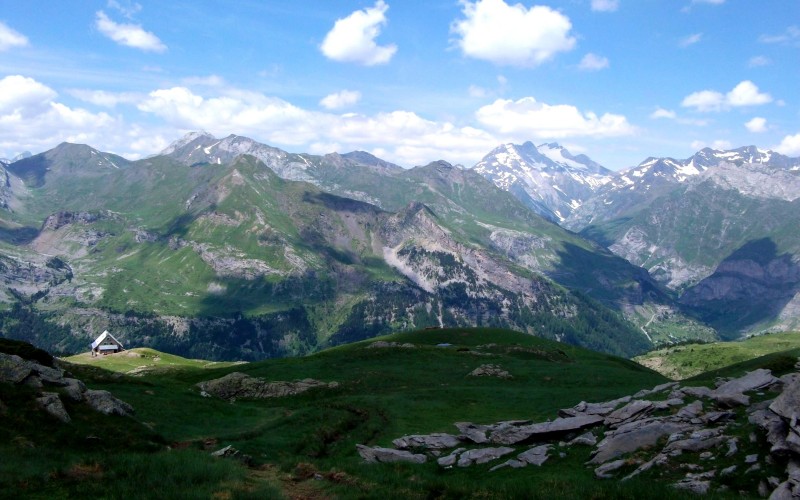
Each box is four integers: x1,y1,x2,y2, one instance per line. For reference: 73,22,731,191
5,327,680,499
64,348,243,375
635,331,800,379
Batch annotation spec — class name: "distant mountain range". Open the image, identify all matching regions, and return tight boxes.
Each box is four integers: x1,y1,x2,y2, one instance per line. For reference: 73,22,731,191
0,133,796,360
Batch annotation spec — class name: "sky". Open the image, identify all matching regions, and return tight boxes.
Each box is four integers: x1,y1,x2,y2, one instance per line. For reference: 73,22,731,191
0,0,798,170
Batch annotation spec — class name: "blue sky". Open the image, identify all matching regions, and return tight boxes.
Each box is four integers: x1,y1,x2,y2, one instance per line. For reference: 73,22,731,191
0,0,797,169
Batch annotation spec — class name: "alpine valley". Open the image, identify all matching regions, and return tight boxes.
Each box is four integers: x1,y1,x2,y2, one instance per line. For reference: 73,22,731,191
1,132,798,360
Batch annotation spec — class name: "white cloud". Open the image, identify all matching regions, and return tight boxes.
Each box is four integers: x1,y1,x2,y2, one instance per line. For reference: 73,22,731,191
107,0,142,19
578,53,609,71
0,21,29,51
774,133,800,156
451,0,576,67
320,90,362,110
95,11,166,52
650,108,676,120
726,80,772,107
468,85,489,98
182,75,226,87
0,75,121,157
690,139,731,151
68,89,143,108
591,0,619,12
748,56,771,67
759,26,800,45
475,97,634,139
681,80,772,112
744,117,767,133
320,1,396,66
679,33,702,47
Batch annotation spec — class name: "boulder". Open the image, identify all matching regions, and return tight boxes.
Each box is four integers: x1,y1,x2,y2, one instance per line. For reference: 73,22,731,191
604,400,654,428
392,433,461,450
490,445,552,471
83,389,134,417
568,431,597,447
662,428,726,454
456,447,515,467
62,378,87,402
197,372,338,401
489,414,604,445
36,392,70,423
770,376,800,423
675,400,704,421
673,471,715,495
356,444,426,464
633,382,679,399
0,353,32,383
716,369,778,395
468,364,512,379
679,386,713,399
559,396,631,418
210,445,254,466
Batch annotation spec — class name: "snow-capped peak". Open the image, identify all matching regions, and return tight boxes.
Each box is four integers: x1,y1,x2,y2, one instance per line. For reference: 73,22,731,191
160,131,216,156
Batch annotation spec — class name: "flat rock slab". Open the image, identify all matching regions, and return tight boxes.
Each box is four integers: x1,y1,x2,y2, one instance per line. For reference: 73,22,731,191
489,414,604,445
357,445,426,464
604,400,654,428
770,376,800,422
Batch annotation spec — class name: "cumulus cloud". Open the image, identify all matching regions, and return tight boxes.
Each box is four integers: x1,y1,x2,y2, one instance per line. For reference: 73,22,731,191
0,21,29,51
320,90,362,110
650,108,676,120
451,0,576,67
320,1,397,66
95,11,166,52
475,97,634,139
578,53,609,71
0,75,122,157
744,117,767,133
591,0,619,12
679,33,702,47
774,133,800,156
681,80,772,112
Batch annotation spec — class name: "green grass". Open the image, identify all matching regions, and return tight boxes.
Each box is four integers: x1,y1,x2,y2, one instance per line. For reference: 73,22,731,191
635,331,800,379
64,347,243,375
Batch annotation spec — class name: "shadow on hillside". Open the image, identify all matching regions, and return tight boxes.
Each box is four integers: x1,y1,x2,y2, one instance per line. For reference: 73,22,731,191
679,238,800,339
547,242,669,310
0,225,39,245
301,191,380,214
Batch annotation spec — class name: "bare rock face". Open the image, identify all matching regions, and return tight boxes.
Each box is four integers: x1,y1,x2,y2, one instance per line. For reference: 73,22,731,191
456,447,515,467
589,420,690,465
197,372,338,401
489,414,605,445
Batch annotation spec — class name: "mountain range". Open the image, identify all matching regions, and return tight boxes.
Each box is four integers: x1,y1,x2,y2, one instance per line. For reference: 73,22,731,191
0,132,797,360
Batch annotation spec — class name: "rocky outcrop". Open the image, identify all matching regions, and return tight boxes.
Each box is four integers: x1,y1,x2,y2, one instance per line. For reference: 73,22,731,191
357,444,426,464
197,372,338,401
356,364,800,498
0,349,134,422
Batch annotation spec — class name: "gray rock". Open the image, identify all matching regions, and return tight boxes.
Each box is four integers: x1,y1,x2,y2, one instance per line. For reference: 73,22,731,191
675,400,704,421
356,444,426,464
745,453,759,464
770,375,800,423
721,465,737,476
726,438,739,457
83,389,134,417
559,396,631,418
568,431,597,446
210,445,254,466
769,481,796,500
710,369,778,407
468,364,512,379
34,364,66,386
437,448,466,467
392,433,461,450
0,353,32,383
712,392,750,407
702,410,737,424
62,378,87,402
679,386,713,399
750,408,791,456
595,459,627,479
489,414,604,445
662,428,726,454
673,478,711,495
457,447,515,467
197,372,338,401
633,382,679,399
36,392,70,423
589,420,690,465
604,400,654,428
516,445,552,466
653,398,685,410
623,454,669,481
455,422,491,444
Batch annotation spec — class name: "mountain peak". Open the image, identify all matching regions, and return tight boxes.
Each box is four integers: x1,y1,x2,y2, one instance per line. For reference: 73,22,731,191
160,131,217,156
